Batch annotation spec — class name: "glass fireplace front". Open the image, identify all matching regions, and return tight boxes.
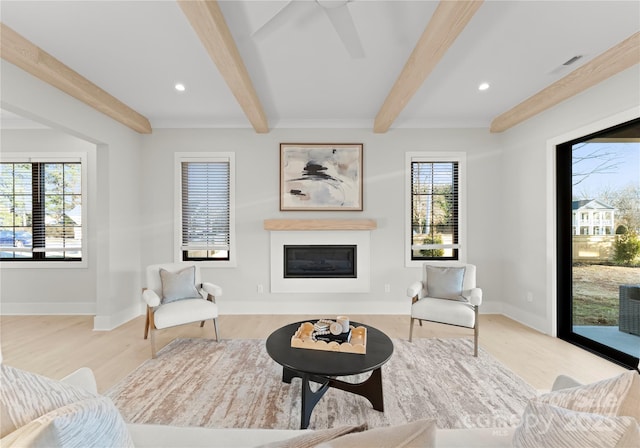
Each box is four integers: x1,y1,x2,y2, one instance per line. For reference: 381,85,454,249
283,245,356,278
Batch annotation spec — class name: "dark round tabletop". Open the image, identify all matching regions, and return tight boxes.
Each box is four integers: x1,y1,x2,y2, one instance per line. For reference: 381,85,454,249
266,320,394,377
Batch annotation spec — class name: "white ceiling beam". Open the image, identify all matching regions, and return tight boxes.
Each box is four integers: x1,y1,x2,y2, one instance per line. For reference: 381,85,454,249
490,32,640,133
373,0,484,133
0,22,152,134
178,0,269,133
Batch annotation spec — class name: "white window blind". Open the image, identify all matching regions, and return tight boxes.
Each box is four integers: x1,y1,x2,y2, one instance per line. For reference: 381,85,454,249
410,160,459,260
180,160,230,253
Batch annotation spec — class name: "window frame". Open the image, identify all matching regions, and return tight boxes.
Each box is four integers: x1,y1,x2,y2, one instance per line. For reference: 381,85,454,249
0,152,88,268
174,152,236,267
405,152,466,267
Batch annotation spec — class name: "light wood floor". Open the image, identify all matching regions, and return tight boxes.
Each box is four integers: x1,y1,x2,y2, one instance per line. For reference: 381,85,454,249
0,314,627,393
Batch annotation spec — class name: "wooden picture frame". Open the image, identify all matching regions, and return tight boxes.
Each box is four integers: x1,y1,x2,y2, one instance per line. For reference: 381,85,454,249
280,143,363,211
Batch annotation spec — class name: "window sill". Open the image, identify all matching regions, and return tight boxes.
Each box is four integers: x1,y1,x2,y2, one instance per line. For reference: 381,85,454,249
184,260,237,268
0,260,88,269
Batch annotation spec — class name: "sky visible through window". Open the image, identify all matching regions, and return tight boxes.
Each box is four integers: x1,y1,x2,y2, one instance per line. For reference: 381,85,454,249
572,142,640,198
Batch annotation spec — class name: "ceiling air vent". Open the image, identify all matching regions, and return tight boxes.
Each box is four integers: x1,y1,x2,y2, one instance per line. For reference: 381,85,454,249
562,55,583,66
548,55,584,75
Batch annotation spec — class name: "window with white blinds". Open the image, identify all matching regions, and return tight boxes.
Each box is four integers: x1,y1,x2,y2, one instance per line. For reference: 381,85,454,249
407,153,465,264
0,155,85,262
177,154,234,263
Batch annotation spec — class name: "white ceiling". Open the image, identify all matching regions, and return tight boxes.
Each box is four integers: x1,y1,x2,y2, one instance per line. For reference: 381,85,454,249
1,0,639,131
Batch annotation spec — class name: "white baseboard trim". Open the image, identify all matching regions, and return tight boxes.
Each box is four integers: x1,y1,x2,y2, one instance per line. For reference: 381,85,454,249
220,298,508,316
0,301,96,315
0,299,551,337
500,303,550,335
478,301,503,314
219,300,408,315
93,303,143,331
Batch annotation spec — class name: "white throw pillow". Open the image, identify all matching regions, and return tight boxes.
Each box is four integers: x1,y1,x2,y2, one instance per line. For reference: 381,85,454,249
513,401,640,448
535,370,638,418
0,365,97,438
425,266,466,301
1,396,134,448
159,266,200,304
513,371,640,448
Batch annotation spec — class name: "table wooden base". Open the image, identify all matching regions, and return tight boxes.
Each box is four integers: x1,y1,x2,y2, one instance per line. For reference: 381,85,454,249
282,366,385,429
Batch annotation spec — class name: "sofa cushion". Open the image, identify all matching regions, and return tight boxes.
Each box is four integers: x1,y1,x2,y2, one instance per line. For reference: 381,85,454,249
317,419,436,448
1,396,134,448
425,266,466,301
257,424,366,448
534,370,639,418
128,424,308,448
513,401,640,448
550,374,584,391
435,427,515,447
152,298,218,330
160,266,200,304
620,371,640,421
0,365,97,438
411,298,476,328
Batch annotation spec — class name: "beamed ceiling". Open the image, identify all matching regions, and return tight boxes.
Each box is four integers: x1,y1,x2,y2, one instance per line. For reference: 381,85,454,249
1,0,639,134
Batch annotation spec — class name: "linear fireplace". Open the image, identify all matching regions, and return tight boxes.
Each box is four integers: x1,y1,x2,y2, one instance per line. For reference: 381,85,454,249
284,245,356,279
270,230,370,293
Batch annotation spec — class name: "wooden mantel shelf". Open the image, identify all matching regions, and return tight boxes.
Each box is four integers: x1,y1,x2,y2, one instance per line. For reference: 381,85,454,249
264,219,377,231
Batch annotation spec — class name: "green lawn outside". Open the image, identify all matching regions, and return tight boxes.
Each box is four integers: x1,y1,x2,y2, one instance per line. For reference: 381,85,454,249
573,264,639,326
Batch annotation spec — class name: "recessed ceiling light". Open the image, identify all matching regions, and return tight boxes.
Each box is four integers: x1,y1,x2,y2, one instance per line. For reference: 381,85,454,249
478,82,490,91
174,83,186,92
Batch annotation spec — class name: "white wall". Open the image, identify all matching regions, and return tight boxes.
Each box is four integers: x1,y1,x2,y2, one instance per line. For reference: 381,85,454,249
2,58,637,334
1,60,504,325
0,61,143,330
499,65,640,334
0,130,98,314
141,128,503,315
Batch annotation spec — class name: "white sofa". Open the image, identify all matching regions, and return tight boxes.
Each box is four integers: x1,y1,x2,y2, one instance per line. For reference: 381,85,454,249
2,364,639,447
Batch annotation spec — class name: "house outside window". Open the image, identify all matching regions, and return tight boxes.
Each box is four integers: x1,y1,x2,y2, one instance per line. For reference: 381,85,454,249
572,199,616,236
0,153,85,263
175,153,235,266
406,152,466,266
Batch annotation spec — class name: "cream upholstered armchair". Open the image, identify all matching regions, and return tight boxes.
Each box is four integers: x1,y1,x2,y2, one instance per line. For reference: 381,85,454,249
407,263,482,356
143,262,220,358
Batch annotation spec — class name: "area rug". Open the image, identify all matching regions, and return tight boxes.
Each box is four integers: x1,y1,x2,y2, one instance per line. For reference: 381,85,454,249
106,338,536,430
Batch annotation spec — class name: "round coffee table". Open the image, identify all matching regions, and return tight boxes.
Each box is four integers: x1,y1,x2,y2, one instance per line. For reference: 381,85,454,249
266,320,394,429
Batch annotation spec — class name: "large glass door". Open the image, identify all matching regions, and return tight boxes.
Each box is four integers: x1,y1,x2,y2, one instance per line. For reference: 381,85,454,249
557,117,640,369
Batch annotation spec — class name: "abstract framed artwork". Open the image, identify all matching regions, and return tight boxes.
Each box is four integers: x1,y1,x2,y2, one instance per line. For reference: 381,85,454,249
280,143,363,211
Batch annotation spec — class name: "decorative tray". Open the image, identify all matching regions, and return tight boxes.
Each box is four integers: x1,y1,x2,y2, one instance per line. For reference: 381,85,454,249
290,321,367,354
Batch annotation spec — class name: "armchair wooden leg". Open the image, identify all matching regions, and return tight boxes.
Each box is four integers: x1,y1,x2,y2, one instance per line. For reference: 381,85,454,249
150,329,157,359
473,306,479,357
144,306,150,340
473,329,478,357
147,307,158,358
213,318,220,342
409,317,415,342
203,294,216,330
